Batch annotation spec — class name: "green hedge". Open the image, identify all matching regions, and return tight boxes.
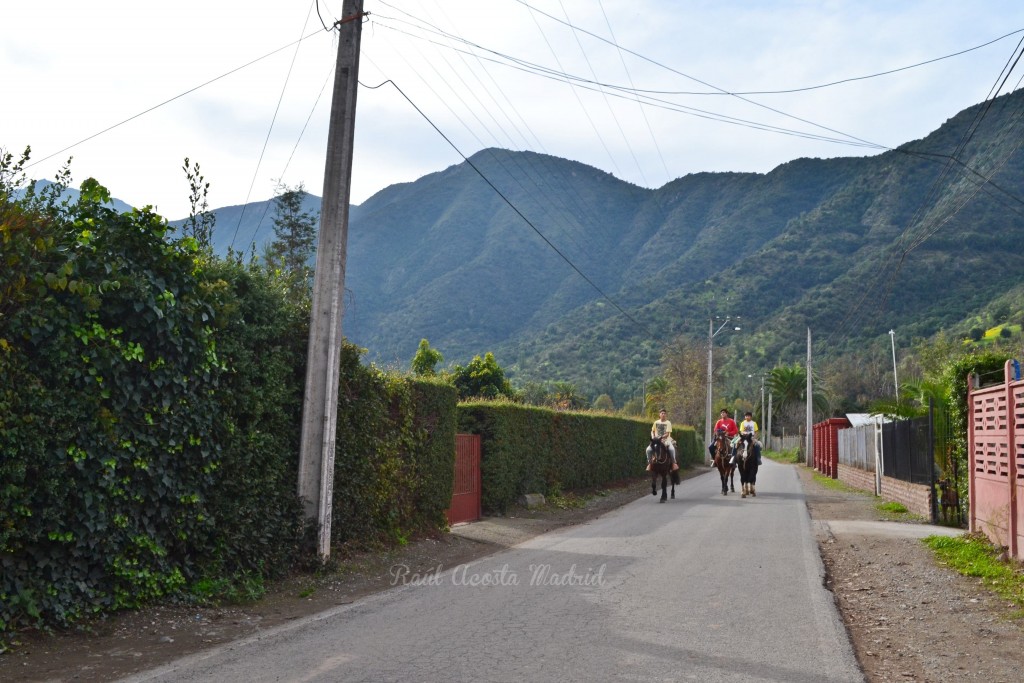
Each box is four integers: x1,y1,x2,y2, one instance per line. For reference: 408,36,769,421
674,427,702,467
0,177,458,646
457,402,653,513
330,347,458,547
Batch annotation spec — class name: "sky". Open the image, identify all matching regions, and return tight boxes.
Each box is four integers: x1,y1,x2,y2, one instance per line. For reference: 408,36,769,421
3,1,1023,220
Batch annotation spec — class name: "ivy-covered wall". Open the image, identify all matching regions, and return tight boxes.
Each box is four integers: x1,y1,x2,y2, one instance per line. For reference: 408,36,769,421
0,176,458,646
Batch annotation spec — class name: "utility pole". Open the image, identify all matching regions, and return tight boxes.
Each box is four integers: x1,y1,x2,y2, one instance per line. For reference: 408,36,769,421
760,374,765,437
298,0,364,560
806,327,813,467
767,392,773,451
705,319,713,457
705,317,740,464
889,329,899,399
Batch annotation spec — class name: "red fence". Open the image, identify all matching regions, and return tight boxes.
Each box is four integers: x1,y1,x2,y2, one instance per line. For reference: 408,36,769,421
813,418,850,479
968,361,1024,559
446,433,481,526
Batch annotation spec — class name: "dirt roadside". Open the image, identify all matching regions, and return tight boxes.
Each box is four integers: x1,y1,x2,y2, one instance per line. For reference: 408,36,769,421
795,465,1024,682
1,463,1021,682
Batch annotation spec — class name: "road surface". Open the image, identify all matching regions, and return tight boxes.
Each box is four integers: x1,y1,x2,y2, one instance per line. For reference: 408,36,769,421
121,461,864,682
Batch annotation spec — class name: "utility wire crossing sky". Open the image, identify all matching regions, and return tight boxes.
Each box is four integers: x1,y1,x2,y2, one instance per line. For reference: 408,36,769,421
2,0,1023,219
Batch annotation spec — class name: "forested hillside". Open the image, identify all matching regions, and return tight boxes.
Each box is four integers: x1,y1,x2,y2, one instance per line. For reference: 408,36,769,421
199,89,1024,408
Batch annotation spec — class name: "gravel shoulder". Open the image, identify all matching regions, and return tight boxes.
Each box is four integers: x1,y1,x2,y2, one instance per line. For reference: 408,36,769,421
795,464,1024,683
2,463,1022,682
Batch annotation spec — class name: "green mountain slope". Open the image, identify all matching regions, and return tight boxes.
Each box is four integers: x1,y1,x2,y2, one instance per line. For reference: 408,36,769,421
188,89,1024,406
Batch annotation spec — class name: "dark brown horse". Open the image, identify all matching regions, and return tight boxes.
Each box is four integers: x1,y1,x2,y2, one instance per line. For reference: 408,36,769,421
737,433,760,498
649,437,677,502
712,430,735,495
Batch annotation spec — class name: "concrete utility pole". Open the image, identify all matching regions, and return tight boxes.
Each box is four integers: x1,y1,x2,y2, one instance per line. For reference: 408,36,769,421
805,327,814,467
298,0,364,560
705,317,740,464
889,329,899,398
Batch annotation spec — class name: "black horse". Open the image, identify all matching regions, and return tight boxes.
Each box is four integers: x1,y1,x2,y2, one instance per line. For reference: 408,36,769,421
712,430,735,495
737,433,760,498
649,437,678,502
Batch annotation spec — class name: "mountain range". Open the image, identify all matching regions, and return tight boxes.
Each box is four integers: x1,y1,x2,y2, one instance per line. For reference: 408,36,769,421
154,90,1024,406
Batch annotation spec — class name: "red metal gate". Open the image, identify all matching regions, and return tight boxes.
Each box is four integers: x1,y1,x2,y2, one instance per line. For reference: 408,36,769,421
446,434,481,525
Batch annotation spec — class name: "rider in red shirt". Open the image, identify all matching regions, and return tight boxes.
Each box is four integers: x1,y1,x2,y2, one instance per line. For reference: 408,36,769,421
714,409,739,437
708,408,739,459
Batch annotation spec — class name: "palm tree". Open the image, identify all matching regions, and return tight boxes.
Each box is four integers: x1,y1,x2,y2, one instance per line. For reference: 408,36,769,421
644,377,670,418
766,364,829,431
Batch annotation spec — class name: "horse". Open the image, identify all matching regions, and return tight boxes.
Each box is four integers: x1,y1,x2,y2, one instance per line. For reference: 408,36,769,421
737,433,760,498
712,430,735,495
649,437,678,503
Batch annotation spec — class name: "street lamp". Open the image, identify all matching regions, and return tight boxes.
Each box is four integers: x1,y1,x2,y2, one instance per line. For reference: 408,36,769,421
746,373,765,423
889,329,899,398
705,317,741,461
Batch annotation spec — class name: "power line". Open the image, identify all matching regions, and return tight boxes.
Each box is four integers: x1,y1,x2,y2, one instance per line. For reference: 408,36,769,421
592,28,1024,96
229,1,321,251
369,17,885,150
25,29,328,172
241,64,336,256
363,78,656,337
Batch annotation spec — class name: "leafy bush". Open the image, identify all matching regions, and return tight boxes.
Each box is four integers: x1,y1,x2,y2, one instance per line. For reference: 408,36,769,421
1,176,223,635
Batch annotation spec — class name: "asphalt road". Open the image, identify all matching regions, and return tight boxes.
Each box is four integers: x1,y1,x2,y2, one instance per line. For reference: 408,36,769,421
120,461,864,682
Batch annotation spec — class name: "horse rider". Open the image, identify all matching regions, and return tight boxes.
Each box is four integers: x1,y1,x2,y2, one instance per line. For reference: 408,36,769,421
738,411,763,465
708,408,738,461
646,408,679,471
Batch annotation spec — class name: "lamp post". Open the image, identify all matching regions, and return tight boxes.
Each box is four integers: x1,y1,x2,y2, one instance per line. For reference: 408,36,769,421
889,329,899,399
705,317,741,462
759,374,765,426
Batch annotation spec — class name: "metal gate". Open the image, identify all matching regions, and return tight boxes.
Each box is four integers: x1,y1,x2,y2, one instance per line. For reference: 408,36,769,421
446,434,481,525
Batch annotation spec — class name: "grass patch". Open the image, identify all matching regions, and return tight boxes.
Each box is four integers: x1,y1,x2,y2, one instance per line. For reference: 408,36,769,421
875,500,925,522
191,570,267,605
765,448,801,464
545,491,588,510
924,534,1024,609
812,471,871,495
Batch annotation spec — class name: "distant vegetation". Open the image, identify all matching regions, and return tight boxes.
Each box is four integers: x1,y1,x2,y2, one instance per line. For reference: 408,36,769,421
184,89,1024,415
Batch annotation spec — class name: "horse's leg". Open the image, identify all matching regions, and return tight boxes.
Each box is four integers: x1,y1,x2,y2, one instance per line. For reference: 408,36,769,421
729,467,736,492
651,473,657,496
660,474,667,502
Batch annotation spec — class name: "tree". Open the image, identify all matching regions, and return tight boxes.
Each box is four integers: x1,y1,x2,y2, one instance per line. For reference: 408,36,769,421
449,352,515,400
411,339,443,376
265,181,318,298
550,381,587,410
518,381,551,406
766,364,829,433
180,157,215,250
643,376,670,418
593,394,615,411
659,334,708,427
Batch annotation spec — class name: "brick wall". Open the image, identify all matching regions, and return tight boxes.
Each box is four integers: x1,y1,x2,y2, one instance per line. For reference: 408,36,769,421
836,464,934,519
837,464,874,493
